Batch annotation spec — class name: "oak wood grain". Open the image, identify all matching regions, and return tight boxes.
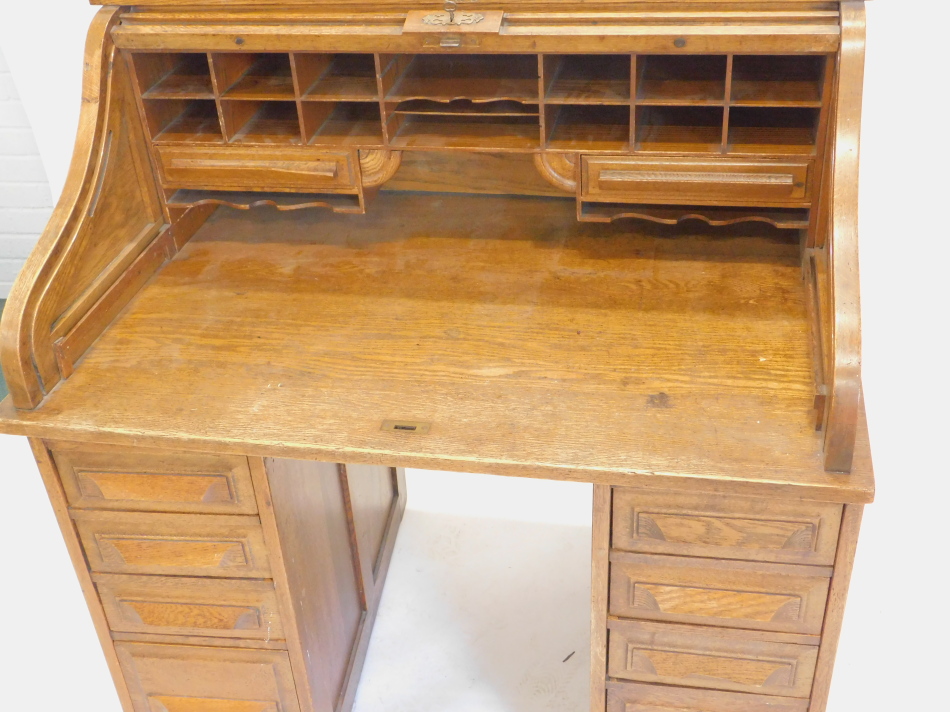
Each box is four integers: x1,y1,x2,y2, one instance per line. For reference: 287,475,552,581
0,195,874,503
52,441,257,515
73,510,270,578
611,487,842,565
607,619,818,697
95,574,284,641
609,552,831,635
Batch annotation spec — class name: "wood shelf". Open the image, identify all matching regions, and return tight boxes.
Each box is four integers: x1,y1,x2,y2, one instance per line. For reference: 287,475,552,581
727,107,819,154
544,55,630,104
217,54,296,100
389,115,540,150
636,106,723,153
305,102,384,147
224,101,302,145
637,55,727,105
297,53,379,102
546,105,629,152
730,55,825,107
144,99,223,144
129,51,828,157
386,55,539,103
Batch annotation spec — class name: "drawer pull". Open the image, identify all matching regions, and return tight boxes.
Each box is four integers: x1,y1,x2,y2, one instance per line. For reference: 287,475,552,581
169,158,340,179
600,170,795,186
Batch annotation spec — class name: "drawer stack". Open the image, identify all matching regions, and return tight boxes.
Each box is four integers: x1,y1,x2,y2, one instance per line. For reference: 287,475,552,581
53,442,301,712
604,487,843,712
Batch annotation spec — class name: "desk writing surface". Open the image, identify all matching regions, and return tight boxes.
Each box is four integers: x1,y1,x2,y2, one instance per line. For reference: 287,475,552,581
0,192,871,502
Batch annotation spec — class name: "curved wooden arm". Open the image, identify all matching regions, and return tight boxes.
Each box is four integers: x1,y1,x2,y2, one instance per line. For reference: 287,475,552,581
822,1,866,472
0,6,169,409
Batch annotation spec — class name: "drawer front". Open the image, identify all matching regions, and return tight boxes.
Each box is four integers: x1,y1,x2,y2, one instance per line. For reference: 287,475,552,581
609,553,830,635
607,619,818,698
607,681,808,712
52,442,257,515
74,511,270,578
156,146,356,192
612,488,841,566
582,157,812,205
116,642,300,712
96,574,284,640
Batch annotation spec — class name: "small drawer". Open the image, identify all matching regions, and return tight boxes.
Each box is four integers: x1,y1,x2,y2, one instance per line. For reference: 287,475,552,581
95,574,283,641
73,511,270,578
115,642,300,712
612,487,841,566
51,442,257,515
156,145,357,192
609,553,830,635
608,619,818,698
581,156,812,205
607,681,808,712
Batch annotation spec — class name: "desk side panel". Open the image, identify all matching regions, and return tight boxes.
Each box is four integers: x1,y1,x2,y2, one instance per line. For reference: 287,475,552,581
0,7,172,409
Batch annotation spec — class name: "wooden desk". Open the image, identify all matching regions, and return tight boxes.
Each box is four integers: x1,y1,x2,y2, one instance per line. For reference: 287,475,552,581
0,3,872,712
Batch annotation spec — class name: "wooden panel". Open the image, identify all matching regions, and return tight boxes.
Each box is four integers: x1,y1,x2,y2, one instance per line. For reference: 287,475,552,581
343,464,396,590
0,7,166,408
608,619,818,697
591,485,611,712
609,553,830,635
155,146,356,193
607,681,808,712
96,574,283,641
52,441,257,515
808,503,864,712
264,458,363,712
115,642,300,712
611,488,841,566
582,156,812,207
73,510,270,578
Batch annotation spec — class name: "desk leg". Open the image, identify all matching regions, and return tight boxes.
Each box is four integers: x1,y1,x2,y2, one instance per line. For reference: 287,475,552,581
591,484,612,712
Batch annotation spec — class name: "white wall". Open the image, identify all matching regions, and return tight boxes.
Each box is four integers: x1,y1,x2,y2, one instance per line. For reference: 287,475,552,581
0,46,54,298
1,2,949,712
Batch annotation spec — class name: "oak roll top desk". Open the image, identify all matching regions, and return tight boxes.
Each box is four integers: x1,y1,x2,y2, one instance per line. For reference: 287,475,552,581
0,3,873,712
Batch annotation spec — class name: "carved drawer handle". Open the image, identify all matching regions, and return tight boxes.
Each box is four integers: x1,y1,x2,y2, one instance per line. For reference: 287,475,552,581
170,158,340,179
600,170,796,186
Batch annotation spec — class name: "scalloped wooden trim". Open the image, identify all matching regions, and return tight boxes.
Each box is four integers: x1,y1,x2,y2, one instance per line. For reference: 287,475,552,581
534,153,577,193
167,190,363,214
580,205,808,230
821,0,864,473
359,150,402,188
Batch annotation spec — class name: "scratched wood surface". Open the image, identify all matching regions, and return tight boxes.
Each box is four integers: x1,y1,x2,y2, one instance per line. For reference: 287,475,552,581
0,192,872,501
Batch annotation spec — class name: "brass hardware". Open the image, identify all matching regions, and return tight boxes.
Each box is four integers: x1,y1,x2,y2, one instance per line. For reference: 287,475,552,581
441,34,462,48
423,1,486,27
381,420,432,434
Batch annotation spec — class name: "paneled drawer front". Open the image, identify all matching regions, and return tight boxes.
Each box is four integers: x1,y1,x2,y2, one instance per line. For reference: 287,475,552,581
607,681,808,712
156,146,357,192
607,619,818,697
612,488,842,566
609,553,831,635
116,642,300,712
52,442,257,515
95,574,284,640
74,511,270,578
582,157,812,205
